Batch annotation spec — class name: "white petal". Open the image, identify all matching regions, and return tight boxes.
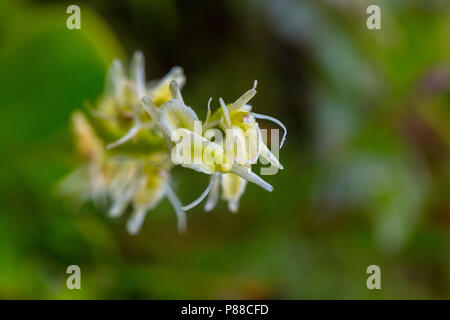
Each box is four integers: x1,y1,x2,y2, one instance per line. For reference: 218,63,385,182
229,80,257,111
130,50,146,98
141,96,174,148
89,163,108,207
203,97,213,130
127,175,166,235
164,183,187,234
169,80,184,102
159,100,199,137
126,207,147,235
171,131,217,174
260,142,284,170
105,59,125,98
133,174,166,210
219,97,231,128
141,96,160,122
221,173,247,213
148,66,186,91
106,125,140,149
108,163,140,217
230,165,273,192
204,175,220,212
229,127,248,165
228,200,239,213
182,173,220,211
247,124,262,164
203,120,221,131
251,112,287,148
109,185,135,217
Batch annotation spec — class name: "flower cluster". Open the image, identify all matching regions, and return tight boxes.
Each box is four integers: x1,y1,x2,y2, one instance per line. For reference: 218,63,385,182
62,51,286,234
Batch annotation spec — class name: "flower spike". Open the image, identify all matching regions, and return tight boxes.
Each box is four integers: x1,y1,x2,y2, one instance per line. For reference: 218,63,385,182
65,50,286,233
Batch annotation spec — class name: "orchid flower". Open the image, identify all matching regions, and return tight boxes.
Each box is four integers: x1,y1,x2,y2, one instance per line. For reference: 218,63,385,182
211,81,286,170
107,158,186,235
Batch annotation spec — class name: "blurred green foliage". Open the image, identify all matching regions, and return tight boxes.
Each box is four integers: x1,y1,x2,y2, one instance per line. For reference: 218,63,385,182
0,0,449,299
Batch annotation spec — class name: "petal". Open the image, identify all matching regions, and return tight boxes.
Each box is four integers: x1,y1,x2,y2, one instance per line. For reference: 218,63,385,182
141,96,160,122
127,173,166,235
246,123,262,164
229,80,257,111
219,97,232,128
169,80,184,102
164,182,187,234
108,184,136,217
133,173,166,210
88,163,108,206
106,124,140,149
251,112,287,148
228,200,239,213
260,142,284,170
105,59,126,98
203,97,213,129
226,127,248,165
204,175,220,212
221,173,247,213
182,173,220,211
126,207,147,235
148,67,186,107
159,100,199,137
108,162,140,217
130,50,146,98
148,66,186,92
230,165,273,192
171,130,218,174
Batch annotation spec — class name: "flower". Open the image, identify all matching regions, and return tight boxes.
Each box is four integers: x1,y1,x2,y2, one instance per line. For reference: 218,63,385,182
210,80,286,170
107,155,186,234
93,51,186,150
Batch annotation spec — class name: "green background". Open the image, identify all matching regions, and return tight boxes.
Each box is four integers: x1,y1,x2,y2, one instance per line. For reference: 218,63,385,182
0,0,449,299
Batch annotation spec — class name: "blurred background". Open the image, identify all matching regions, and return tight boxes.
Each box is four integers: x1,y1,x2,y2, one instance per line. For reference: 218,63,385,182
0,0,449,299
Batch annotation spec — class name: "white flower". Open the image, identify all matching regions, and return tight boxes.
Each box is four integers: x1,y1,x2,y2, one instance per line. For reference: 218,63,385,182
214,81,286,170
107,158,186,235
